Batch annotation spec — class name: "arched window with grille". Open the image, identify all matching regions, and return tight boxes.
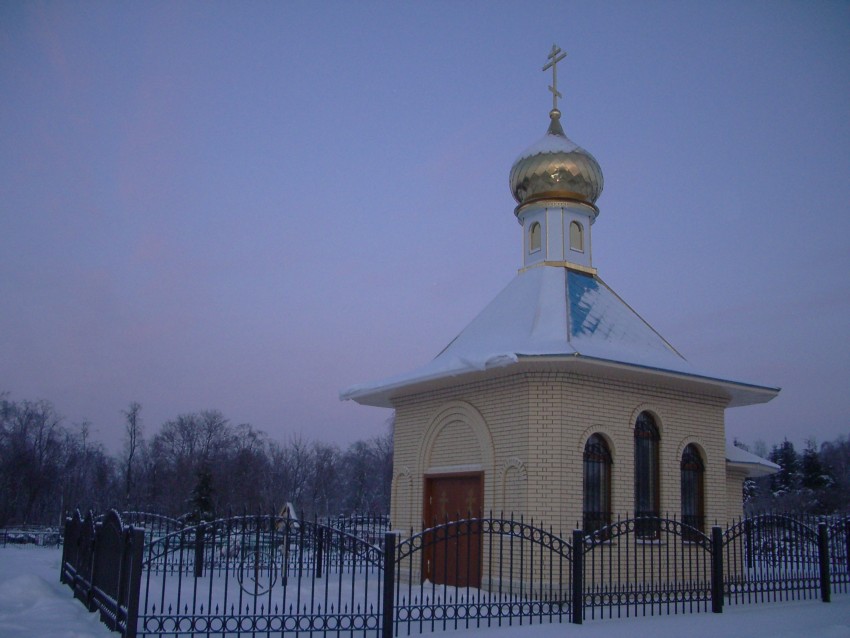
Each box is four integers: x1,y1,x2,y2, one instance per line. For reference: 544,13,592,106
634,411,660,538
583,434,612,535
529,222,541,253
681,444,705,535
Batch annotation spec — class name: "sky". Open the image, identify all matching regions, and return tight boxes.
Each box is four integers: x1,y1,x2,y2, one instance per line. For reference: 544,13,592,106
2,546,850,637
1,1,848,454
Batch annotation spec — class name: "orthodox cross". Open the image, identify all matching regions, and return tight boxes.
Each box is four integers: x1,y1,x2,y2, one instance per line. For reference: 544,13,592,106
542,44,567,111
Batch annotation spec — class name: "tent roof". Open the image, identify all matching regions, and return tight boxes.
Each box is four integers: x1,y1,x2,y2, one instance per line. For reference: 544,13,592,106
341,266,779,408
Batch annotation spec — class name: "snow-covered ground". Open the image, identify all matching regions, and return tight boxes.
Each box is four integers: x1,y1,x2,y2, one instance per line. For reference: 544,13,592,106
2,546,849,638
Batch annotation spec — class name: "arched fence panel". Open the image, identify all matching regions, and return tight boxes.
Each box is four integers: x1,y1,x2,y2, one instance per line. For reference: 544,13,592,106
322,514,391,546
138,515,385,637
581,515,715,621
723,514,823,606
392,516,574,635
96,511,184,547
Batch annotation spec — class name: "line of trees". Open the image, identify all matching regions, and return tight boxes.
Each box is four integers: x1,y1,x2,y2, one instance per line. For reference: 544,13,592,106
3,390,847,527
739,437,850,514
0,393,392,527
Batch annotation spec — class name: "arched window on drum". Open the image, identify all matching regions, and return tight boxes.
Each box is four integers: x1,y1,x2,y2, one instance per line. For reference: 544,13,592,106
529,221,542,253
569,220,584,252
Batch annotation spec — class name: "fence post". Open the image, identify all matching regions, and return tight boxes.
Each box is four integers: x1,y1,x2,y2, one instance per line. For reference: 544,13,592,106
711,526,724,614
845,519,850,574
382,532,396,638
60,515,71,585
571,529,583,625
316,527,324,579
123,527,144,638
82,514,97,612
194,523,205,578
818,522,831,603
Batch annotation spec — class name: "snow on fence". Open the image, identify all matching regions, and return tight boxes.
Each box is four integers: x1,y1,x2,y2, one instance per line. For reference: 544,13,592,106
59,510,850,638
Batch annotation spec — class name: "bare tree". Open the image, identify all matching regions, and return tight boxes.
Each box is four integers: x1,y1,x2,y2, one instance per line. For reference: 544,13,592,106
123,402,143,507
309,441,341,517
0,398,65,524
265,436,314,516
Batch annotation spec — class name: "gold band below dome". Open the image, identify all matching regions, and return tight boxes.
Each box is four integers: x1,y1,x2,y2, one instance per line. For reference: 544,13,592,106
514,192,600,217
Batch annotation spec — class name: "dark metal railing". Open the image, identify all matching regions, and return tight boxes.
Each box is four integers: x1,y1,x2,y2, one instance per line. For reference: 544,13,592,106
60,510,144,638
95,511,185,548
60,511,850,637
138,515,385,637
392,516,573,635
580,514,714,621
323,514,391,546
723,514,816,605
827,518,850,594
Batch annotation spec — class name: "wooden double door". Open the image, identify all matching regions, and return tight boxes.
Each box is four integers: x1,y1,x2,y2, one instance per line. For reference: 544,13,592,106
423,473,483,587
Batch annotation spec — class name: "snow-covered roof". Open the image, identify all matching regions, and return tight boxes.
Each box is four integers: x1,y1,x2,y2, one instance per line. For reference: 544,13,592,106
341,266,780,408
726,442,781,477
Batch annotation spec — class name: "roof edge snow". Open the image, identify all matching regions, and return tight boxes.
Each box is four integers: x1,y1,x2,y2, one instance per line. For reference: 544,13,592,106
726,442,781,478
341,353,780,409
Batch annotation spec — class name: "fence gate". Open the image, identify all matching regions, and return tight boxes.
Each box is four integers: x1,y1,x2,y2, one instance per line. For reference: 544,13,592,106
723,514,825,606
580,516,715,621
391,516,573,636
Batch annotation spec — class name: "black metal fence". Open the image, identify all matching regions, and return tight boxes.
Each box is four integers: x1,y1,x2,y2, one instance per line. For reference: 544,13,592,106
138,515,385,636
393,517,573,635
97,511,185,547
580,515,715,620
0,525,62,547
322,514,391,546
60,511,850,637
60,510,145,637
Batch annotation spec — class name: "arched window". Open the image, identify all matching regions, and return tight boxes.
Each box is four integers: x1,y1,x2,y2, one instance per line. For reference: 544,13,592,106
583,434,612,535
569,221,583,252
529,222,541,253
681,444,705,536
634,412,660,538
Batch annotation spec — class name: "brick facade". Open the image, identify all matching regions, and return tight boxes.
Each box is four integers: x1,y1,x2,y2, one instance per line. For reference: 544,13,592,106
390,369,730,533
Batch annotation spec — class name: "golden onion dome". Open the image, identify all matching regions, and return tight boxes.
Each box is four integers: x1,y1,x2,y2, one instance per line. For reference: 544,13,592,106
509,108,604,210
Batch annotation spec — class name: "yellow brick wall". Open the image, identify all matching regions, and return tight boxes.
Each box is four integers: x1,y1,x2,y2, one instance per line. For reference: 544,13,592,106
425,419,481,469
390,370,732,534
725,467,748,522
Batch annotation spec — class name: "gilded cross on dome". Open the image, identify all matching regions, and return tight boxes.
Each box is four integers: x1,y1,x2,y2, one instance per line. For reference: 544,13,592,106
542,44,567,112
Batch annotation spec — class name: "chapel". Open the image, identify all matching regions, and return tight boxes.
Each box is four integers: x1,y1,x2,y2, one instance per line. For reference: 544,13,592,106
342,46,779,538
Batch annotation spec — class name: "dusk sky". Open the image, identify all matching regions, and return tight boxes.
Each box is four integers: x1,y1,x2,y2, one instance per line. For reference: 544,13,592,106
1,2,848,454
